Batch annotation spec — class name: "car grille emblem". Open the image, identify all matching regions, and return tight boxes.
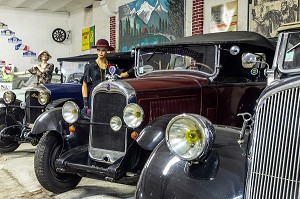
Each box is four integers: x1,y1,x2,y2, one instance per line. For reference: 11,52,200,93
31,93,38,98
106,84,111,91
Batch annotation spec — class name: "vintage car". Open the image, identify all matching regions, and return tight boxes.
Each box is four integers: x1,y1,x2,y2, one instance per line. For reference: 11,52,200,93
0,52,134,153
32,31,276,193
134,24,300,198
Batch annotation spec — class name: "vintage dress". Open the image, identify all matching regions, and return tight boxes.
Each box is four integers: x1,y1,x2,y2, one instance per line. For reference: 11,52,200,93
28,63,54,84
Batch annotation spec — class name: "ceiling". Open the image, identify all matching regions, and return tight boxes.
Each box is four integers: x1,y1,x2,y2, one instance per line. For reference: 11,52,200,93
0,0,100,13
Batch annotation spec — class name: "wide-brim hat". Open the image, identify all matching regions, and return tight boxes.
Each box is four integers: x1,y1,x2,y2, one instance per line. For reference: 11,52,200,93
91,39,115,51
37,50,52,62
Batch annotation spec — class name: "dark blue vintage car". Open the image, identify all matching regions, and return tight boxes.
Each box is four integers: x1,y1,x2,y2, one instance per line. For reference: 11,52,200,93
0,52,134,153
135,24,300,198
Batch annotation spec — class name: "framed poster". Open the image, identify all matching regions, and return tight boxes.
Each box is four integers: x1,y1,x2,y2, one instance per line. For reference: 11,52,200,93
249,0,299,37
118,0,184,52
210,1,238,33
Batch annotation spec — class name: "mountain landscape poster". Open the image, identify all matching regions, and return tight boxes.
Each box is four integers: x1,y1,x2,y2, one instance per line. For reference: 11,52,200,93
118,0,184,52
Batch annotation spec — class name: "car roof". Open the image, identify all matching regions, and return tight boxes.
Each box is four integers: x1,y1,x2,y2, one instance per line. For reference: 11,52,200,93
57,51,133,62
277,21,300,32
135,31,275,51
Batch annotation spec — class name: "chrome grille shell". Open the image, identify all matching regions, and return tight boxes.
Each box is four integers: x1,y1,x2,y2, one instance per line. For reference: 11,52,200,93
245,77,300,199
89,81,136,163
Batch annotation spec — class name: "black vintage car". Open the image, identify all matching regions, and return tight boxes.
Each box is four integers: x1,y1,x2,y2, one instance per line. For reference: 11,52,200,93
0,52,134,153
32,31,275,193
135,24,300,198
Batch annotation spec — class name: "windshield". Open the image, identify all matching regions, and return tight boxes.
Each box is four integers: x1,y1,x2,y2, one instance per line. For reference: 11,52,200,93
137,45,216,76
282,32,300,72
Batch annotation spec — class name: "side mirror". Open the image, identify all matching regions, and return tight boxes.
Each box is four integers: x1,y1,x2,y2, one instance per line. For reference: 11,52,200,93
230,45,240,55
242,53,257,64
54,67,59,74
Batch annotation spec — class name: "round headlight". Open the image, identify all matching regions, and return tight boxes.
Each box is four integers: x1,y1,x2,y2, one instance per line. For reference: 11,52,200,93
38,92,50,105
110,116,122,132
123,103,144,128
165,114,215,161
62,101,79,124
3,91,16,104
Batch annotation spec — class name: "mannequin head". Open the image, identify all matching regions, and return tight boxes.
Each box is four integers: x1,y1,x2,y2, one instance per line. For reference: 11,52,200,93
37,50,52,62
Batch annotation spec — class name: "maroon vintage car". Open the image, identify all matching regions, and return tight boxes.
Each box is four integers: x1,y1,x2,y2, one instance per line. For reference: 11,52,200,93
32,31,275,193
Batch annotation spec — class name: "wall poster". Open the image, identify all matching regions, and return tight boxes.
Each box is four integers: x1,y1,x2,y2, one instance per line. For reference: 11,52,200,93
210,1,238,33
82,25,95,51
118,0,184,52
249,0,299,38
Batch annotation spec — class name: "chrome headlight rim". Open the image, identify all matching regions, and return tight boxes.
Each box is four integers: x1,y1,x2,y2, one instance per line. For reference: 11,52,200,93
38,92,50,105
123,103,144,128
110,116,122,132
165,114,214,161
3,91,16,104
62,101,80,124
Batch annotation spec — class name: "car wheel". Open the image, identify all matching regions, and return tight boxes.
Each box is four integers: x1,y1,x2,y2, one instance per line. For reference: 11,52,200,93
0,124,20,153
34,132,82,193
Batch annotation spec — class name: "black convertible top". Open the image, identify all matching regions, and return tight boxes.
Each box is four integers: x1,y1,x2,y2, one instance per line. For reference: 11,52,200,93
57,51,133,62
136,31,276,50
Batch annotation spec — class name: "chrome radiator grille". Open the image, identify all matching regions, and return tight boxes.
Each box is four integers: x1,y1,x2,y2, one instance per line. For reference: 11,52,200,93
90,91,127,152
25,91,44,123
245,86,300,199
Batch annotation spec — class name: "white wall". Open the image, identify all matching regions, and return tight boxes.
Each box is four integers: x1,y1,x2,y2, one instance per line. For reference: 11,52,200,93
0,7,70,72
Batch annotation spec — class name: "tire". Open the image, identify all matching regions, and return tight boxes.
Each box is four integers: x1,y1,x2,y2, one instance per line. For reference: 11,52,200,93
34,132,82,193
52,28,66,43
0,124,20,153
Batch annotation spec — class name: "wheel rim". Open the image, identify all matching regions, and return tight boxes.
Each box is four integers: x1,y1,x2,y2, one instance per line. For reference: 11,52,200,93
49,138,76,182
52,28,66,42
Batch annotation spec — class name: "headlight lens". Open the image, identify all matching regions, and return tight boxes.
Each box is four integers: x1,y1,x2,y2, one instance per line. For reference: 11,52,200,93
38,92,50,105
62,101,79,124
165,114,215,161
110,116,122,132
123,103,144,128
3,91,16,104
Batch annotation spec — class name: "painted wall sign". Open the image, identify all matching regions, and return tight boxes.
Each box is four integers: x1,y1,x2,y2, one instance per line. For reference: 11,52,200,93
23,50,36,57
15,43,29,51
1,29,15,36
0,22,8,29
8,36,22,44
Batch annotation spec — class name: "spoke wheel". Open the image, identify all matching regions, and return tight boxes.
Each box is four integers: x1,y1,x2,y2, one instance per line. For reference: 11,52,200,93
34,132,81,193
52,28,66,43
0,124,20,153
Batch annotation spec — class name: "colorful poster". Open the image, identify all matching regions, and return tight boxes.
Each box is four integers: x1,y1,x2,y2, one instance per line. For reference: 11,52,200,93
119,0,184,52
210,1,238,33
1,65,14,82
250,0,298,38
82,25,95,51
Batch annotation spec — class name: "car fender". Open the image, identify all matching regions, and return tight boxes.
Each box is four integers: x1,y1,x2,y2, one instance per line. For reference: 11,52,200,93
46,98,83,109
31,107,65,135
0,99,25,126
136,125,246,199
136,114,177,151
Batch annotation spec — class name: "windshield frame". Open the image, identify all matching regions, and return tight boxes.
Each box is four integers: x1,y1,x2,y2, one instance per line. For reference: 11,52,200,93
278,31,300,74
135,45,219,78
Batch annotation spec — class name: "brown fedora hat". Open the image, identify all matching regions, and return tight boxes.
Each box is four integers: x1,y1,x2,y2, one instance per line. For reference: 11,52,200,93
91,39,115,51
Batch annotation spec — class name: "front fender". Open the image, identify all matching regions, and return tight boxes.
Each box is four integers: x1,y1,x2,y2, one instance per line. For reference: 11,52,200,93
31,107,65,135
136,114,177,151
136,126,246,199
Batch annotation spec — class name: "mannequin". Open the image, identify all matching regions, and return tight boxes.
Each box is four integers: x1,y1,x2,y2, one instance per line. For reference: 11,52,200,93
15,50,54,84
